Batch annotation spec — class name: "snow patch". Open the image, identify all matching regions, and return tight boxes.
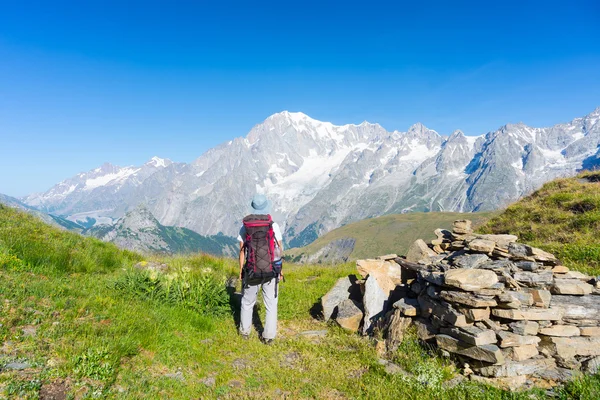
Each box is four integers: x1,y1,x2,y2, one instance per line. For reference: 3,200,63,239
84,167,140,190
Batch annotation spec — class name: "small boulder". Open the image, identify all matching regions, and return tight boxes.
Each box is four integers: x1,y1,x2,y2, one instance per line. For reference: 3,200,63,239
444,269,498,291
321,276,353,321
335,299,363,332
405,239,437,264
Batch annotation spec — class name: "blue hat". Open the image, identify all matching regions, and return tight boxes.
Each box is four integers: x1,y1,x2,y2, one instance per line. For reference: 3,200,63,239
250,193,272,214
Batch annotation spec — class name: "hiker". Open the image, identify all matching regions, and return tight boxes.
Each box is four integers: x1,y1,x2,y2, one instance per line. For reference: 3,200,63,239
238,194,283,344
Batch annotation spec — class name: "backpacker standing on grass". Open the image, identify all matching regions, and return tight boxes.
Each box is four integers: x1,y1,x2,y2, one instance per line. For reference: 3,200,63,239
238,194,283,344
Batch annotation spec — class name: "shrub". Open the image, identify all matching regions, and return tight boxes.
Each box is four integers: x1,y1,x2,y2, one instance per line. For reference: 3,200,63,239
112,266,230,316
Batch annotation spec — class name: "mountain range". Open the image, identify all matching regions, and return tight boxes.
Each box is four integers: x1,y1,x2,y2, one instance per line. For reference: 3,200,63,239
20,108,600,248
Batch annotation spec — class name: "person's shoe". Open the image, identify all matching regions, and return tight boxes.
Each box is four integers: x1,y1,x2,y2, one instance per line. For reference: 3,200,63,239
241,333,250,340
262,338,274,345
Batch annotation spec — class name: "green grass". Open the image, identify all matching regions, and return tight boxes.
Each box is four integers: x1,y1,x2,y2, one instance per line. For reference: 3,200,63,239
1,199,599,398
287,211,496,262
480,171,600,276
0,204,141,275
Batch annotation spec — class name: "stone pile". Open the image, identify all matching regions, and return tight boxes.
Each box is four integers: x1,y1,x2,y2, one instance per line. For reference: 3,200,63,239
321,220,600,390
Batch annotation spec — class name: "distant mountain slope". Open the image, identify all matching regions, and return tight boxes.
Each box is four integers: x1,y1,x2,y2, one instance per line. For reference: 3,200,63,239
85,205,238,256
23,108,600,248
0,193,84,231
286,211,496,263
480,170,600,275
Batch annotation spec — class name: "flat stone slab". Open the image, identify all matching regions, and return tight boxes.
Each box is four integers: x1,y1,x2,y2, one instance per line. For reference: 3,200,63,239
440,326,497,346
551,279,593,295
580,326,600,336
457,306,490,322
513,270,554,287
539,325,580,337
468,239,496,254
508,344,539,361
497,331,541,348
297,330,328,338
440,290,497,308
492,307,563,321
509,321,539,336
452,254,490,269
436,334,504,364
541,336,600,359
550,295,600,320
474,357,555,378
444,269,498,291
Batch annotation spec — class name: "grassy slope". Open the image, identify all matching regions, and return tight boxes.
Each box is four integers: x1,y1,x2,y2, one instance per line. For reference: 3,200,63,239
0,205,598,399
287,211,496,262
480,170,600,276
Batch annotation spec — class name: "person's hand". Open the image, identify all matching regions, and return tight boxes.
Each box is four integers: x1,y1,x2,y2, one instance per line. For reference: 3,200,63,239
279,272,284,281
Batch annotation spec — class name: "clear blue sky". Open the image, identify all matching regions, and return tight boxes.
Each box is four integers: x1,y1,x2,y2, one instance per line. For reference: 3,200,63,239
1,0,599,197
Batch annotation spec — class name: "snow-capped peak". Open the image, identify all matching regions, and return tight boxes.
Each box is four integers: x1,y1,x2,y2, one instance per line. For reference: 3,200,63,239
145,156,171,168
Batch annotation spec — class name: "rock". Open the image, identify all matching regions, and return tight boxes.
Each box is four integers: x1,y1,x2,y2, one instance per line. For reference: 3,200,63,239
452,220,472,234
452,254,490,269
356,259,400,293
497,291,534,308
321,276,353,321
457,306,490,322
298,330,328,338
392,298,420,317
513,270,554,287
580,326,600,336
439,290,497,308
497,331,541,348
3,362,30,371
551,279,593,295
425,298,470,327
414,318,438,341
444,269,498,291
405,239,438,264
534,366,579,383
582,356,600,374
440,326,497,346
509,321,539,336
477,234,518,250
540,336,600,359
515,261,538,272
507,344,539,361
435,334,505,364
552,265,570,274
526,289,552,308
474,358,555,378
418,270,445,286
539,325,580,337
470,375,527,391
378,358,412,376
362,275,388,335
468,239,496,254
530,247,557,263
560,270,592,281
377,254,398,261
492,308,563,321
385,309,412,352
426,285,440,299
335,299,363,332
508,242,533,258
550,295,600,320
200,376,216,387
482,318,504,332
164,371,185,381
21,326,37,337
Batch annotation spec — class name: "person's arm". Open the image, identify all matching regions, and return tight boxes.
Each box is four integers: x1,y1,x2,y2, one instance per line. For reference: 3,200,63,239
239,242,245,279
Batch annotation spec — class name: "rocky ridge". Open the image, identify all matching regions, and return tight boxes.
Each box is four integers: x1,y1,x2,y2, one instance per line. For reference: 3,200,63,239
322,220,600,390
22,108,600,248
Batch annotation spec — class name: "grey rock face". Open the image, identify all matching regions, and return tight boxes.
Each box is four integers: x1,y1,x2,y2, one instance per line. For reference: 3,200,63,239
21,108,600,247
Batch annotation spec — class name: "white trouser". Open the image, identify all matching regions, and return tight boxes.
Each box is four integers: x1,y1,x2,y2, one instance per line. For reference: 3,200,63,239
240,278,278,339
